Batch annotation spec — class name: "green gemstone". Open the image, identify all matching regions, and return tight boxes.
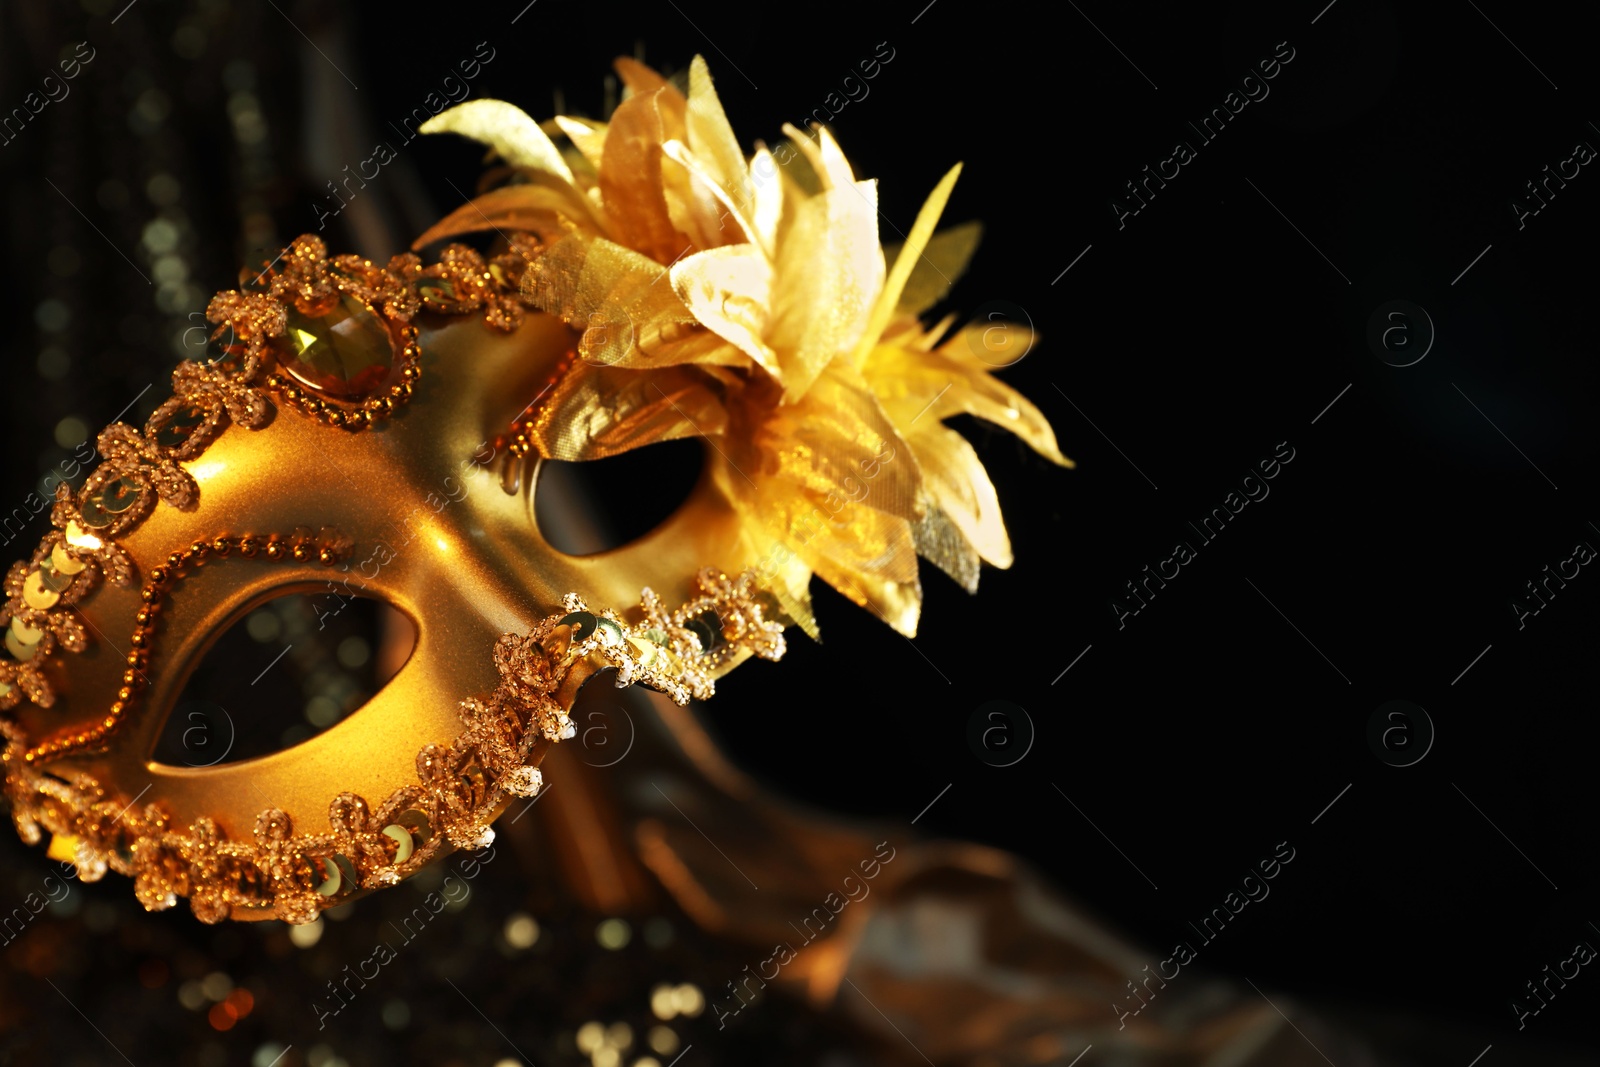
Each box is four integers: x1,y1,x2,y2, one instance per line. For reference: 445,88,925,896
271,295,398,400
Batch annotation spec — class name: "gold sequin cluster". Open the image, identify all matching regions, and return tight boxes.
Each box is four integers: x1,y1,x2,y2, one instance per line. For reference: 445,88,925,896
0,569,782,924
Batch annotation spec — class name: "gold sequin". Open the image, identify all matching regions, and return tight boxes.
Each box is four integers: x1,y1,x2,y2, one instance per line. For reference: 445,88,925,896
38,558,75,593
382,824,414,863
50,542,86,575
95,476,141,514
22,570,60,610
78,498,112,528
312,856,343,896
5,629,39,661
64,520,103,550
10,616,43,646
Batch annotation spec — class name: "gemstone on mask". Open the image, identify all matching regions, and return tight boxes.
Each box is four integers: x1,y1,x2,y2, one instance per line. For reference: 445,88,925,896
333,853,360,891
272,295,398,400
94,477,142,515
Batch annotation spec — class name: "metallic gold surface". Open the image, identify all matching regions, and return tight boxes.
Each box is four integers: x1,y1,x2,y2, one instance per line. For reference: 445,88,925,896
12,309,758,918
7,52,1067,924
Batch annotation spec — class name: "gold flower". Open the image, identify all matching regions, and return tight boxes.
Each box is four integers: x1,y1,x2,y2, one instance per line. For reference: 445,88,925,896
416,57,1069,636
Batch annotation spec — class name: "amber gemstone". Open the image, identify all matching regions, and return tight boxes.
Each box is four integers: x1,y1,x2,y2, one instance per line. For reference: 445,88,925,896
272,295,398,400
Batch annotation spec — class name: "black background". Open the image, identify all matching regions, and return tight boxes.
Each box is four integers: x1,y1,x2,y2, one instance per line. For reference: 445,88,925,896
2,0,1598,1064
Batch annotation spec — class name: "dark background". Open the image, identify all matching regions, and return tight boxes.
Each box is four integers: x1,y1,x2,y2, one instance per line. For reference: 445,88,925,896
2,0,1598,1064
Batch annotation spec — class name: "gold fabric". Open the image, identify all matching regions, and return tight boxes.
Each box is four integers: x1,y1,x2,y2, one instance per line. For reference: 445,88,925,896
420,55,1072,635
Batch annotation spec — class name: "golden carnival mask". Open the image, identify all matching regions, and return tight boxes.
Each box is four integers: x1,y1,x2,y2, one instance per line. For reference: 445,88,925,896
0,57,1068,924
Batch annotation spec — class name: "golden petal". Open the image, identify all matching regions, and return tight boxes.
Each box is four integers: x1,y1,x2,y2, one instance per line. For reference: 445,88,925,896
911,500,982,593
420,100,576,187
614,57,679,102
600,87,694,266
662,140,758,247
941,319,1040,372
915,312,960,350
411,185,583,250
748,145,785,257
523,235,705,370
554,115,608,172
638,329,752,369
780,124,857,193
909,424,1013,568
710,439,920,636
765,183,884,400
867,345,1072,467
524,364,726,461
669,245,780,376
853,163,961,366
812,547,923,638
685,56,754,231
762,363,920,522
889,221,983,317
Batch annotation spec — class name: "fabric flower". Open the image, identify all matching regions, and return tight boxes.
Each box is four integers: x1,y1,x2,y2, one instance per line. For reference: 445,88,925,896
415,57,1070,636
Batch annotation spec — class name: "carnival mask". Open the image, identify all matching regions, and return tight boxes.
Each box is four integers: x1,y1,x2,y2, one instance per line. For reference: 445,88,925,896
0,56,1067,923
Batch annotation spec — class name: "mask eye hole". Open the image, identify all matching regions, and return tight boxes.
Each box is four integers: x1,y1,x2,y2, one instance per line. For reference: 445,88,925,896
533,439,705,555
149,593,416,768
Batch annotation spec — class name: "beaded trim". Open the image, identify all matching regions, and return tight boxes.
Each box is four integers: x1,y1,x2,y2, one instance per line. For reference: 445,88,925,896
21,528,356,765
2,568,782,924
0,232,787,922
